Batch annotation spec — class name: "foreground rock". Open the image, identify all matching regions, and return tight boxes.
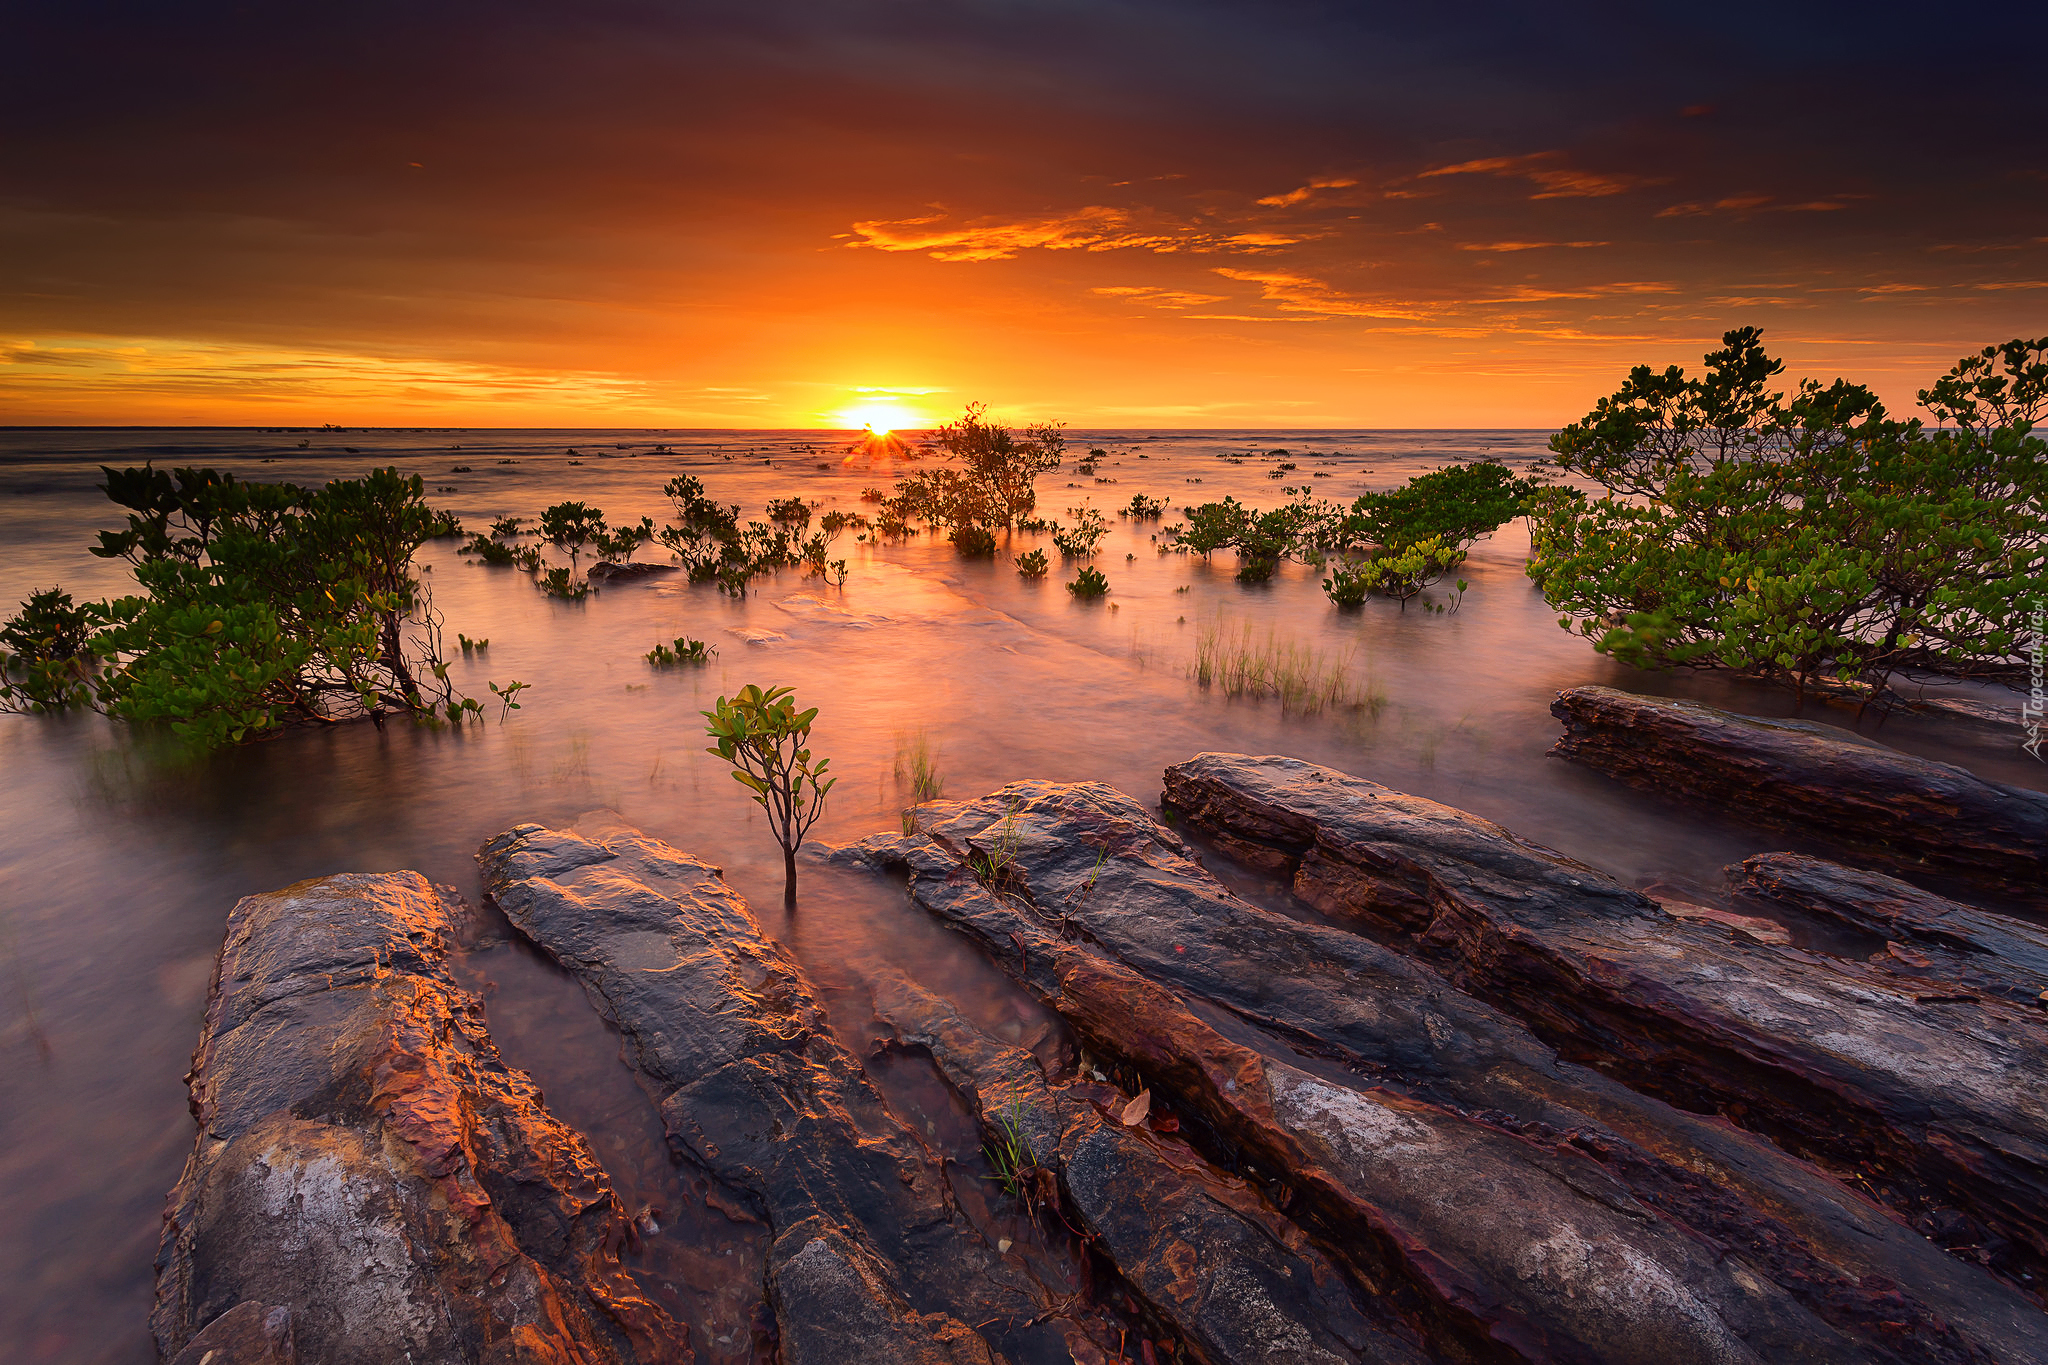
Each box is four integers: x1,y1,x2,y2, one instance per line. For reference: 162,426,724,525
869,969,1422,1365
1548,685,2048,907
1734,852,2048,1006
478,821,1111,1365
153,873,685,1364
1164,752,2048,1286
839,784,2048,1364
167,1303,293,1365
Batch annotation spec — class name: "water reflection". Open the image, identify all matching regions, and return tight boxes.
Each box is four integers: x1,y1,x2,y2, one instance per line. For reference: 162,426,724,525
1,427,2038,1362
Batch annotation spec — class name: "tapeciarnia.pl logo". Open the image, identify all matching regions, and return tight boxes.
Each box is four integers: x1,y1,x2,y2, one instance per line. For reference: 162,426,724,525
2024,601,2044,760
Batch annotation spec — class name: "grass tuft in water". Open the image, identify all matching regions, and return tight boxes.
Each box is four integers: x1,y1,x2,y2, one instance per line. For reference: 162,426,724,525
1189,616,1361,714
893,728,946,806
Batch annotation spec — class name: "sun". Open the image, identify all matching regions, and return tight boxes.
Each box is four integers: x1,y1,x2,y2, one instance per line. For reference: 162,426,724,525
837,401,914,435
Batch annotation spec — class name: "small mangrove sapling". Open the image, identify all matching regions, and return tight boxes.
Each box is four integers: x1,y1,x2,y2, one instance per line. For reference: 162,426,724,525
702,684,836,906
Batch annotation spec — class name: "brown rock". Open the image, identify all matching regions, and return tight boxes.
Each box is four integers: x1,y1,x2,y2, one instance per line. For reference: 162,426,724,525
1163,752,2048,1289
587,561,679,583
1654,897,1793,944
869,969,1421,1365
836,781,2048,1363
1733,852,2048,1005
477,821,1105,1365
1548,685,2048,906
152,872,686,1364
168,1302,293,1365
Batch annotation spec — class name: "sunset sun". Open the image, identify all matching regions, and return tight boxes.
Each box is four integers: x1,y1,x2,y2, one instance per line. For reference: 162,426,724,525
838,401,911,434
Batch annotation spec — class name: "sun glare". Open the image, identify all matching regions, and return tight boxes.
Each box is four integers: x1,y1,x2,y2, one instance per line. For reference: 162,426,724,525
838,401,914,434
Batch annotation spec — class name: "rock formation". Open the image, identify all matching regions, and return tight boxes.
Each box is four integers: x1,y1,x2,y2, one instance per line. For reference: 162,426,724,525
1164,752,2048,1287
835,774,2048,1363
1548,685,2047,907
478,821,1115,1365
153,872,686,1363
1733,852,2048,1006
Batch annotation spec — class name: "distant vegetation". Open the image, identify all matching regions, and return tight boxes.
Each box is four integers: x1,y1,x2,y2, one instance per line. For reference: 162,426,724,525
1531,330,2047,703
1168,461,1539,603
655,477,853,594
0,465,489,748
883,403,1066,552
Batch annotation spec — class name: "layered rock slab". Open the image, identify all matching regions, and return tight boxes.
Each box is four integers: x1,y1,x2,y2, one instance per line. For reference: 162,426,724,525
868,968,1420,1365
1547,685,2048,907
477,821,1096,1365
1733,852,2048,1007
152,872,685,1364
838,785,2048,1363
1163,752,2048,1288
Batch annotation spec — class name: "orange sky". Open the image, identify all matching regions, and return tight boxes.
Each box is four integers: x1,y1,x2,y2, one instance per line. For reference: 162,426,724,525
4,4,2043,429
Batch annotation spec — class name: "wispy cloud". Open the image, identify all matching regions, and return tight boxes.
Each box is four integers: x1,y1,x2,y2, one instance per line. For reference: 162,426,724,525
1659,194,1851,218
1211,268,1437,320
1418,152,1653,199
1457,240,1610,252
1255,176,1359,207
845,208,1297,261
1093,286,1229,307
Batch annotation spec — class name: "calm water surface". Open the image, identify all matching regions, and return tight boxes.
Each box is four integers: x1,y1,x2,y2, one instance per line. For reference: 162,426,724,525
1,427,2038,1361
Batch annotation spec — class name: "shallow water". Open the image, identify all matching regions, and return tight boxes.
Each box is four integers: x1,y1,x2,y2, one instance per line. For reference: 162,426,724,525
1,426,2038,1362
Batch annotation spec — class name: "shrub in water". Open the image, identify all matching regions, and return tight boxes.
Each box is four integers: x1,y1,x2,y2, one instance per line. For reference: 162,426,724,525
1068,566,1109,598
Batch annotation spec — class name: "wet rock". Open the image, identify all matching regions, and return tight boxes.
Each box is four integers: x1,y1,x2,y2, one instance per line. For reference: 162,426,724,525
587,560,679,583
1654,896,1792,944
1548,685,2048,906
477,822,1102,1365
167,1302,293,1365
1734,852,2048,1005
153,872,686,1364
1163,751,2048,1289
868,969,1420,1365
837,783,2048,1363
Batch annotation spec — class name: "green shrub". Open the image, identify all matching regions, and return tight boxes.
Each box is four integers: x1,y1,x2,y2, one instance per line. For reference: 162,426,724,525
539,566,592,600
702,684,835,905
1322,563,1371,607
656,476,802,595
647,637,715,666
1531,329,2048,700
0,464,487,747
1343,461,1540,553
1068,566,1109,598
538,501,607,573
885,402,1065,541
1052,508,1109,558
593,516,655,562
0,588,99,712
460,533,518,565
1015,548,1049,578
951,524,998,557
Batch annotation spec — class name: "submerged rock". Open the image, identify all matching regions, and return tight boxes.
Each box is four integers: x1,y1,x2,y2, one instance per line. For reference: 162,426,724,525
477,822,1106,1365
1548,685,2048,906
153,872,685,1364
838,780,2048,1363
1163,751,2048,1287
587,560,679,583
1734,852,2048,1006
